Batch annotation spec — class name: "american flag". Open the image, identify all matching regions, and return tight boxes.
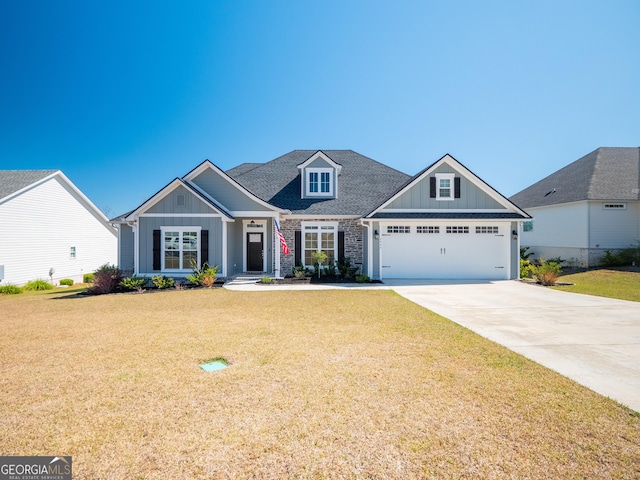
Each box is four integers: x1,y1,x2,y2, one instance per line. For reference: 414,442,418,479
274,219,290,255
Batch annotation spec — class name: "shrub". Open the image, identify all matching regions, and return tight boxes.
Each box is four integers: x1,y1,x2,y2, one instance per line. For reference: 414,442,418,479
292,266,306,279
120,276,148,292
618,241,640,266
601,250,624,267
520,246,534,260
83,273,95,283
152,275,174,289
59,278,74,286
520,259,534,279
23,279,55,291
531,260,562,286
90,264,123,294
337,257,359,279
0,284,22,295
260,276,274,284
186,262,218,288
355,274,370,283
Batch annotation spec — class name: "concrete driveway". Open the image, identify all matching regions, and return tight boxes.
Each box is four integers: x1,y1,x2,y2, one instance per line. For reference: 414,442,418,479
387,280,640,412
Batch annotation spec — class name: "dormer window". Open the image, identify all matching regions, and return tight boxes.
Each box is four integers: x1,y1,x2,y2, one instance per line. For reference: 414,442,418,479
308,168,333,196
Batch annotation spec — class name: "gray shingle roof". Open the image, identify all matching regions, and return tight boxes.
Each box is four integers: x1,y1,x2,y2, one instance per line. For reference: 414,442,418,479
0,170,58,201
510,147,640,208
370,212,527,219
227,150,411,216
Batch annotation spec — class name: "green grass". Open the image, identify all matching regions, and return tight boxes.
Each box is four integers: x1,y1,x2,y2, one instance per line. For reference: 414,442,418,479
0,288,638,479
553,267,640,302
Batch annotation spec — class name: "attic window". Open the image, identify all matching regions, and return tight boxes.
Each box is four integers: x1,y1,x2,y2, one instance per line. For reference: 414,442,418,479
306,168,333,196
176,193,187,207
603,203,626,210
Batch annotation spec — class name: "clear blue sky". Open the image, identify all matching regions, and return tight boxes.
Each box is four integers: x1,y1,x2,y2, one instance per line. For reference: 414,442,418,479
1,0,638,217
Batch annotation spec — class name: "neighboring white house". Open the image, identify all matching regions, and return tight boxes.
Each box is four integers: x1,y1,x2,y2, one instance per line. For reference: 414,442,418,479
0,170,117,285
510,147,640,267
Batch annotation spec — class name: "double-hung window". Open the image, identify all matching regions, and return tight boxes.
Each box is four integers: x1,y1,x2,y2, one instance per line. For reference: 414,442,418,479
162,227,200,270
302,222,338,267
435,173,455,200
306,168,333,196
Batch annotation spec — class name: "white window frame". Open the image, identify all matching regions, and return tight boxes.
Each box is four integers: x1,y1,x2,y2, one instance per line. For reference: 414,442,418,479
301,221,338,268
387,225,411,234
417,226,439,234
160,226,201,272
523,221,533,232
446,226,469,234
475,226,499,234
306,168,334,197
435,173,455,201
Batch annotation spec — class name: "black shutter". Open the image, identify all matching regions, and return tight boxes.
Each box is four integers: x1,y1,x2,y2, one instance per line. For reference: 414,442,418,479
152,230,161,270
430,177,436,198
454,177,461,198
201,230,209,266
294,230,302,266
338,231,345,263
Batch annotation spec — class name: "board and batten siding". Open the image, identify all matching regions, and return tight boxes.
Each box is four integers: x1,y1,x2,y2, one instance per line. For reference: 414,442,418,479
0,175,117,285
118,224,135,273
384,164,504,210
190,168,272,212
146,186,219,215
137,216,222,274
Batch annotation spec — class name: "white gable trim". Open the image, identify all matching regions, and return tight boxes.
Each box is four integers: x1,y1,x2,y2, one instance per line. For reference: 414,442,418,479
183,160,289,214
1,171,114,227
124,179,232,221
367,154,530,219
296,150,343,173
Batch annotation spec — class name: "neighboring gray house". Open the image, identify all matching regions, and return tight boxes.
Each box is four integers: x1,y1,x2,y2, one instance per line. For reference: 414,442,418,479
113,150,530,280
0,170,117,285
510,147,640,267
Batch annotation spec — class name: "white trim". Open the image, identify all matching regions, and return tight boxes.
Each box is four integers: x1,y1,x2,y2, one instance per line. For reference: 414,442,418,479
242,219,267,272
274,217,281,278
221,221,227,277
379,208,512,213
305,168,334,197
435,173,455,201
133,223,139,275
285,214,359,220
230,210,281,218
160,226,202,273
125,179,231,221
296,151,343,173
183,160,288,213
300,221,339,268
367,154,530,219
139,213,225,218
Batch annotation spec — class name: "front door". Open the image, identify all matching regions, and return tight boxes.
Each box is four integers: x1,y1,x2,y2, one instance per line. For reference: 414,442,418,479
246,232,264,271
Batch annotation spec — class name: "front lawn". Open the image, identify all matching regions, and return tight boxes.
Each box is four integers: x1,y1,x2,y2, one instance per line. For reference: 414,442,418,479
553,267,640,302
1,289,638,479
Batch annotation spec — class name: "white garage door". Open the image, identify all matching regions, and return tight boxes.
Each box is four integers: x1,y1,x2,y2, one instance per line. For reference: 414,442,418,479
380,223,510,279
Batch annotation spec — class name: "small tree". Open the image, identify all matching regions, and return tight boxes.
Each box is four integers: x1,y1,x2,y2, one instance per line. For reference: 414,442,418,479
311,250,327,278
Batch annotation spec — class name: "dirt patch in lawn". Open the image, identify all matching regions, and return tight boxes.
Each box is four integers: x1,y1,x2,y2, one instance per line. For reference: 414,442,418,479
1,289,638,479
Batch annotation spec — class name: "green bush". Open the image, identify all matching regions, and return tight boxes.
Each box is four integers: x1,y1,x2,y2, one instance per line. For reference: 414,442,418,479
531,260,562,286
601,250,624,267
311,250,328,278
152,275,174,289
90,264,123,294
520,259,534,279
520,246,534,260
260,276,274,284
355,274,370,283
120,276,148,292
0,284,22,295
292,266,306,279
23,279,55,291
337,257,359,279
59,278,74,286
83,273,95,283
618,241,640,266
186,262,218,288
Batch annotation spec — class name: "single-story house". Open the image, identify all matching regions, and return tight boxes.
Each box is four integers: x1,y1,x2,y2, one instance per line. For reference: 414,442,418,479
0,170,118,285
113,150,530,280
510,147,640,267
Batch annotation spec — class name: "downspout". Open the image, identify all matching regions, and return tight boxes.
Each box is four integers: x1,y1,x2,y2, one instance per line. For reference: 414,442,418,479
128,220,139,276
221,220,228,278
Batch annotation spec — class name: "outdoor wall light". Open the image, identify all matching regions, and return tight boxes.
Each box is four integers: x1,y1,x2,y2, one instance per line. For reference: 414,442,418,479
374,229,379,239
512,230,518,237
